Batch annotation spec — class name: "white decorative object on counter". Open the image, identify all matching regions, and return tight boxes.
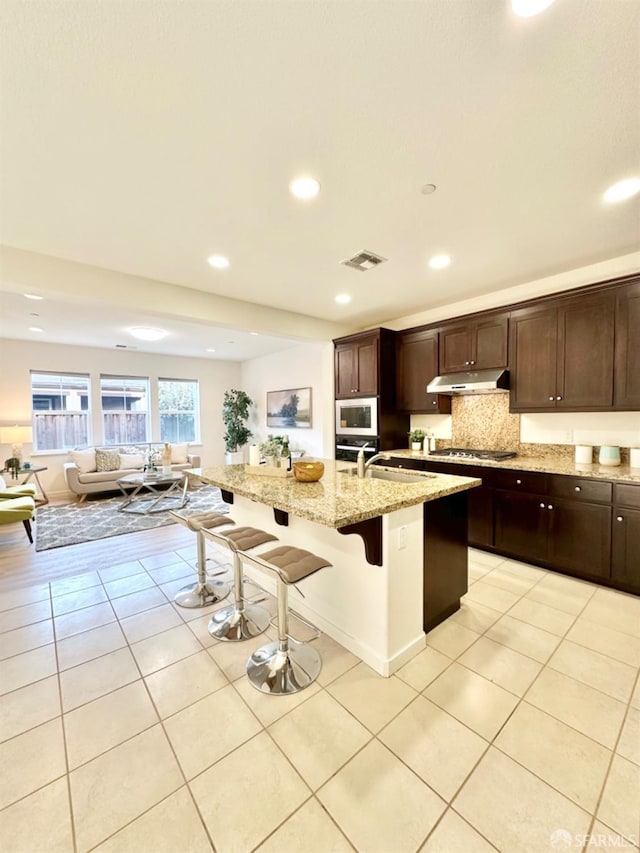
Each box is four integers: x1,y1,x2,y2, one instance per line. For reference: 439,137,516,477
630,448,640,469
575,445,593,464
249,444,260,467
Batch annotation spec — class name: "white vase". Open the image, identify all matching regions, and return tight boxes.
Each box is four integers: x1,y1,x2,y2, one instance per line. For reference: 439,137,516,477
411,442,422,450
225,451,244,465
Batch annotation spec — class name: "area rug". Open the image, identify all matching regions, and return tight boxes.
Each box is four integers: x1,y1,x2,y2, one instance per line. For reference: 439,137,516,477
35,486,230,551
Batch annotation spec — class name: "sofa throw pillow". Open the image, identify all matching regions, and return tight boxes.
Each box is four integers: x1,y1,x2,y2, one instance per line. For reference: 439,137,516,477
70,448,97,474
95,449,121,472
171,442,189,464
119,452,145,470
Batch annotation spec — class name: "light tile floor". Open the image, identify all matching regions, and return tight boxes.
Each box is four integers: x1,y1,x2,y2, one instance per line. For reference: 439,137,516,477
0,545,639,853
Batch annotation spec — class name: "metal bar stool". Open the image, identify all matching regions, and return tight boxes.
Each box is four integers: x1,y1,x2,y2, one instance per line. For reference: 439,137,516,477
169,511,235,608
239,545,332,695
201,526,278,642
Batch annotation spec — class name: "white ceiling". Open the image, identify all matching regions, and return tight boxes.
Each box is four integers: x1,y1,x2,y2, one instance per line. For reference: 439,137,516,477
0,0,639,359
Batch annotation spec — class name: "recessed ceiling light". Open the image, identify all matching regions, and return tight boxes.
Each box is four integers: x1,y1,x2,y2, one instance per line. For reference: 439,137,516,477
335,294,352,305
603,177,640,204
421,184,437,195
511,0,556,17
129,327,168,341
290,177,320,200
29,326,43,332
24,293,43,300
206,348,216,353
428,254,451,270
249,332,259,336
207,255,230,269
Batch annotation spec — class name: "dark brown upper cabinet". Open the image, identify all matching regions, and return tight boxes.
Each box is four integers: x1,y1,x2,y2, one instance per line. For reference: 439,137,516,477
614,281,640,409
439,315,508,373
509,291,616,412
334,332,379,398
396,329,451,414
334,328,400,406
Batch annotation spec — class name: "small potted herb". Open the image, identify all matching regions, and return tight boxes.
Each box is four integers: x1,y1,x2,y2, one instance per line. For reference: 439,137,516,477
409,429,426,450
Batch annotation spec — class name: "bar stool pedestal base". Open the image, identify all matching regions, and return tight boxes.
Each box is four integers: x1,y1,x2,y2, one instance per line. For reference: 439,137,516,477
208,603,270,642
174,579,231,609
247,639,321,695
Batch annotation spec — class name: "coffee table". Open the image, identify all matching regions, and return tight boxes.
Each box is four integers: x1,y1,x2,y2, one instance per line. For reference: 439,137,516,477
117,471,189,514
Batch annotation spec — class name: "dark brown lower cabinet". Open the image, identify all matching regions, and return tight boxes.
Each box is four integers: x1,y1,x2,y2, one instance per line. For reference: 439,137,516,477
467,486,494,549
494,490,548,563
612,508,640,589
612,484,640,591
546,499,612,579
384,454,640,594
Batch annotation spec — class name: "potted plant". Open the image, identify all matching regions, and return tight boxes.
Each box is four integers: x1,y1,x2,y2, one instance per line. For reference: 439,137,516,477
222,389,254,464
409,429,426,450
259,435,284,466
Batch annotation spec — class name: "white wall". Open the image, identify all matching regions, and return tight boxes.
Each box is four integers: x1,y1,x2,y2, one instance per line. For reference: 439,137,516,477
241,341,335,459
0,337,240,497
520,412,640,448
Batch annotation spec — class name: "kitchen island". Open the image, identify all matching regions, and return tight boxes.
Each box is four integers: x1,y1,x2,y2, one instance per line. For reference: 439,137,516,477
188,460,480,676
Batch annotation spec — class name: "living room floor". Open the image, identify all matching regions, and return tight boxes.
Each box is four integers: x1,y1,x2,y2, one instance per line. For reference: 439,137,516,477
0,540,638,853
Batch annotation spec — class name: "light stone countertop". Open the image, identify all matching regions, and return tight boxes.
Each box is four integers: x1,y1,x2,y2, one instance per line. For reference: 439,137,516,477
387,449,640,484
188,460,481,528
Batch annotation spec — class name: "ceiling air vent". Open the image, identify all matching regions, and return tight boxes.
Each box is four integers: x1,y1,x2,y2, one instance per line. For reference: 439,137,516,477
340,249,388,272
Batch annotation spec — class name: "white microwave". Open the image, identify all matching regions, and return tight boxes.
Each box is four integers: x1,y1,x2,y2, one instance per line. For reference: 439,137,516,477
335,397,378,436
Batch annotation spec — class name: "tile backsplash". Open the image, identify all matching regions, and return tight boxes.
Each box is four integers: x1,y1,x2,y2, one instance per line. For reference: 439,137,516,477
412,393,639,461
450,395,519,451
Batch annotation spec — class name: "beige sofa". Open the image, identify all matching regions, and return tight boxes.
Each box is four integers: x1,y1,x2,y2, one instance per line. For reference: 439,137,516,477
63,443,201,501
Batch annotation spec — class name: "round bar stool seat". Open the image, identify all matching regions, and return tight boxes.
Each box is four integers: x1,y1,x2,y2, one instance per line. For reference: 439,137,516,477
202,526,278,642
240,545,332,695
169,511,235,608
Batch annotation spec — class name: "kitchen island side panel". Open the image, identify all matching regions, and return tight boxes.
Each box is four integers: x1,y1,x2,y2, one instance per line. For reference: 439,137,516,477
423,490,469,632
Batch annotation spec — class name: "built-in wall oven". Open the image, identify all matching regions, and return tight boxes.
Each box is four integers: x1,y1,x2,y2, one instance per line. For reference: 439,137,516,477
335,435,380,463
335,397,378,437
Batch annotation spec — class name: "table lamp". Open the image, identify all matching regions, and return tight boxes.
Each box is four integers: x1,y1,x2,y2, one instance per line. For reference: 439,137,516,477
0,425,33,466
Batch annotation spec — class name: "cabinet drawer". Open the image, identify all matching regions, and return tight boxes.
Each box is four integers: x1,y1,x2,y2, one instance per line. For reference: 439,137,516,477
614,483,640,509
491,470,547,494
548,476,612,504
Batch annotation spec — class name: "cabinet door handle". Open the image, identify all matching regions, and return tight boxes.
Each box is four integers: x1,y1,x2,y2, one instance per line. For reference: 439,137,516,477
465,361,470,366
548,504,553,510
549,396,555,401
556,396,562,401
539,502,546,508
516,479,522,484
432,400,437,405
617,516,623,522
470,360,476,365
574,486,581,492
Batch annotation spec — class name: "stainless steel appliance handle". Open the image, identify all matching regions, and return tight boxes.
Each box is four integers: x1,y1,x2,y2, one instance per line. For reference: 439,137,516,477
336,445,377,453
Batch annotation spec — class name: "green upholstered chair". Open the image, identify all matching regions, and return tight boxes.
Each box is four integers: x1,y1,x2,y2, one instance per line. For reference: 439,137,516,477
0,496,36,543
0,483,38,501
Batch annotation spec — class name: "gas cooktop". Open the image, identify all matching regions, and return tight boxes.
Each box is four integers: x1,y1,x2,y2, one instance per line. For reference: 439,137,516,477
428,448,517,462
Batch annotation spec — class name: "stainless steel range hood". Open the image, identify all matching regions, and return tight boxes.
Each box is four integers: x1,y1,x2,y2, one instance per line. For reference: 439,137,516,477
427,368,510,395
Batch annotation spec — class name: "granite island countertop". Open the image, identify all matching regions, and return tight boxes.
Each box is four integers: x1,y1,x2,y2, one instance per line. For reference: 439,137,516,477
386,449,640,483
188,460,481,528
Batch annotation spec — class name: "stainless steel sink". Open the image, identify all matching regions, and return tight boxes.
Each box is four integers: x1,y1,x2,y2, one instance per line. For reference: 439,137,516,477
340,468,435,483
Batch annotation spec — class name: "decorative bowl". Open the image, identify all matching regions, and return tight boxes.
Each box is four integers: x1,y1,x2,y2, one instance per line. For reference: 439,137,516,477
293,461,324,482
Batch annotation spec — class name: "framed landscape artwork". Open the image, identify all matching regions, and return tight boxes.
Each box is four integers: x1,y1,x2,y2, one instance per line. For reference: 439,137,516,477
266,387,312,429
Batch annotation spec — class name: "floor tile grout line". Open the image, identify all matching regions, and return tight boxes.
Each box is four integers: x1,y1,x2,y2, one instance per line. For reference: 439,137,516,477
582,665,640,845
77,572,220,853
419,805,501,852
50,581,80,853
